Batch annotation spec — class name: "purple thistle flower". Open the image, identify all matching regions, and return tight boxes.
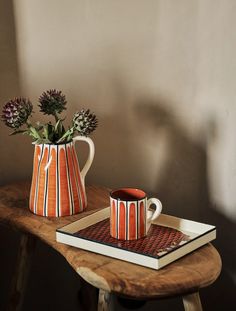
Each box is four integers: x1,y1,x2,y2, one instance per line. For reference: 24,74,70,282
2,97,33,129
38,89,67,116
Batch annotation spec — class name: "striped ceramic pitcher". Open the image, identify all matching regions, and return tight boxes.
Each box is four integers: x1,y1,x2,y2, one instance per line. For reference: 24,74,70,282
29,136,95,217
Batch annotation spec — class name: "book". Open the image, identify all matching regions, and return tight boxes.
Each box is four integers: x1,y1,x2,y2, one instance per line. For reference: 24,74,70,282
56,207,216,270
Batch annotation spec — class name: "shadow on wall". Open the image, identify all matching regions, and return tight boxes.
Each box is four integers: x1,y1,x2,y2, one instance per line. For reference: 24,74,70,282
0,1,21,308
0,0,33,186
93,89,236,309
134,99,208,220
92,74,150,191
95,88,236,308
133,98,236,310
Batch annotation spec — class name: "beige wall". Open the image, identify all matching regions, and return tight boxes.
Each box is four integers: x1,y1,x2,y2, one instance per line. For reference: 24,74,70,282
0,0,236,304
3,0,233,220
1,0,236,219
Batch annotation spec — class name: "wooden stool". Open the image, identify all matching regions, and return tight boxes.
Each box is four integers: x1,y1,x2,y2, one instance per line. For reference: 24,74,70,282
0,182,221,311
93,243,221,311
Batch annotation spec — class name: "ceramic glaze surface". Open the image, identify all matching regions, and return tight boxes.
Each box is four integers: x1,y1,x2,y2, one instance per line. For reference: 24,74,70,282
110,188,162,240
29,142,86,216
110,198,147,240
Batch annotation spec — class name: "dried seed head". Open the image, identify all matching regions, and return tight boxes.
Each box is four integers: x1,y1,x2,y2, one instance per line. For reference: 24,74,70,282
2,97,33,128
38,89,66,115
73,109,98,136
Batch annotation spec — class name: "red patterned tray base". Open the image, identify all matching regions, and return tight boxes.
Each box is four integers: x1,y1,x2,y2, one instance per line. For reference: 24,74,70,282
75,219,189,258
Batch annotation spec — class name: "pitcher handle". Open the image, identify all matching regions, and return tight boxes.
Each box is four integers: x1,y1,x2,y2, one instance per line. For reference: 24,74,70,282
73,136,95,182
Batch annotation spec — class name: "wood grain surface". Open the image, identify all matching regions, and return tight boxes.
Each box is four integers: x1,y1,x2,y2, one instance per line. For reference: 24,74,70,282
0,182,222,299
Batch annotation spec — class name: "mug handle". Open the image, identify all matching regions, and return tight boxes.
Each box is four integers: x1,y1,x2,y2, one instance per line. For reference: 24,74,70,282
146,198,162,233
73,136,95,182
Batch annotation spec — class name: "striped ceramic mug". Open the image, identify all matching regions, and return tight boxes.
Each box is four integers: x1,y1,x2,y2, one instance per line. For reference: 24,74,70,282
110,188,162,240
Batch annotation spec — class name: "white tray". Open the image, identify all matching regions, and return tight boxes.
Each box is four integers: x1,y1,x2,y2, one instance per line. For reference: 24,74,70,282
56,207,216,270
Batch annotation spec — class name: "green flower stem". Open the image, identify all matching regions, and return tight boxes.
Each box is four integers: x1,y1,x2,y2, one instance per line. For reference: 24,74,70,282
26,120,31,128
56,126,75,143
53,112,59,122
9,120,30,136
25,120,41,140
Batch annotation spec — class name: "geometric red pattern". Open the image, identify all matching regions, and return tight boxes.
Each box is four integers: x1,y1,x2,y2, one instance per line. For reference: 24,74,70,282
75,219,189,258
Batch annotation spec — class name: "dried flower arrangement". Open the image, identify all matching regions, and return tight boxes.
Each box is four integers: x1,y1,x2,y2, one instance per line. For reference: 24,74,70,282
1,89,98,144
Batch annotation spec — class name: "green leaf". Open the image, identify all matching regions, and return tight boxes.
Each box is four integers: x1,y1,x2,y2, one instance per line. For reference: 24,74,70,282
29,126,41,139
42,124,49,139
10,129,27,136
47,123,54,141
66,134,72,142
56,127,74,143
35,121,43,131
54,119,61,132
54,119,66,140
33,138,52,145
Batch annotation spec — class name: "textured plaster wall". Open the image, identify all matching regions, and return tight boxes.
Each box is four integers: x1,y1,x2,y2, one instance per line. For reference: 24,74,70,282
0,0,236,310
7,0,236,220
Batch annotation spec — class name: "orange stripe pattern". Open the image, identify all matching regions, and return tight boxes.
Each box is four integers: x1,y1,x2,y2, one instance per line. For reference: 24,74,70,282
29,142,87,217
110,198,147,240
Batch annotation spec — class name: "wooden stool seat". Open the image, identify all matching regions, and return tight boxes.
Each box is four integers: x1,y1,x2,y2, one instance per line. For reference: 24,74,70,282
0,182,222,311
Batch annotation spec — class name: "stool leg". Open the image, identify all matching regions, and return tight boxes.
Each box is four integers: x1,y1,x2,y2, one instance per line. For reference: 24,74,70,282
182,292,203,311
78,277,98,311
6,233,36,311
98,289,110,311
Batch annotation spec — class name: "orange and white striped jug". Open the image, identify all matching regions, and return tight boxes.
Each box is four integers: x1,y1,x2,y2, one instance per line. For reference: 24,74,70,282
29,136,95,217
